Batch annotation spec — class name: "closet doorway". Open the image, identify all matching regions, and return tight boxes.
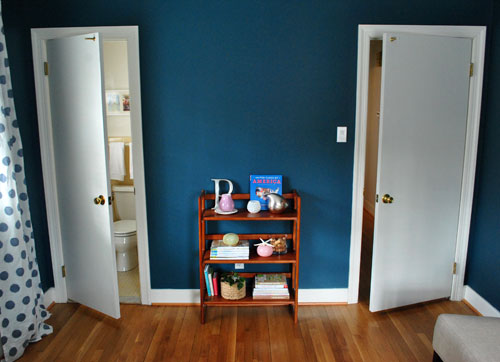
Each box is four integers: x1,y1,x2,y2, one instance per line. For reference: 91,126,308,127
348,25,486,311
31,26,151,318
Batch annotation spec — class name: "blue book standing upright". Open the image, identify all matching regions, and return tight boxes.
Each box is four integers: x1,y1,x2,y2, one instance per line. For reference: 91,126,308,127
249,175,282,211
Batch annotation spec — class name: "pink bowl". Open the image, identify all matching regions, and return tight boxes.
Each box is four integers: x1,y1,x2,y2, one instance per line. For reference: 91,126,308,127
257,244,273,257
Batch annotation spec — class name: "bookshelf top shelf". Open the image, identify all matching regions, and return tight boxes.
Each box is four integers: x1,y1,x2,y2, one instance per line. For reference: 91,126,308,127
199,190,300,221
202,209,297,221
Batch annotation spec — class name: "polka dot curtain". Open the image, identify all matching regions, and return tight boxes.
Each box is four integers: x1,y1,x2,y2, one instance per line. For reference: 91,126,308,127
0,2,52,361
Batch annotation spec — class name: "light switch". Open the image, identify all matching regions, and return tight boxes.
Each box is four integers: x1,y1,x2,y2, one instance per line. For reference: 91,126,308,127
337,126,347,143
235,263,244,270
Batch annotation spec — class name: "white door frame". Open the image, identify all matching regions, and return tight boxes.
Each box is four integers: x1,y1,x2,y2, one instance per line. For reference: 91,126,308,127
31,26,151,305
348,25,486,304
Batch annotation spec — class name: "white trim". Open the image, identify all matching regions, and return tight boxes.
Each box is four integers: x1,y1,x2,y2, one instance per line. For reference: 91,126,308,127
348,25,486,304
42,287,56,308
463,285,500,317
151,289,200,304
150,288,348,304
31,26,151,306
298,289,348,303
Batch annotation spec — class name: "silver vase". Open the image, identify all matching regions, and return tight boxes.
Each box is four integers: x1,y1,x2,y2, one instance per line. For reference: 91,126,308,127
266,193,289,213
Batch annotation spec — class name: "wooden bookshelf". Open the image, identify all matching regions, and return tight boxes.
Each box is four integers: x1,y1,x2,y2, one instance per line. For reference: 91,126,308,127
198,190,301,324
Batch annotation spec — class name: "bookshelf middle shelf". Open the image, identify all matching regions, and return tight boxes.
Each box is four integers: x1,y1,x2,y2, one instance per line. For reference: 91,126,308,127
203,250,297,264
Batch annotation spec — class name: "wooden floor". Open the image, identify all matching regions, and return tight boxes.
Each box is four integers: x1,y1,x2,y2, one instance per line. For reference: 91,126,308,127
21,209,474,361
20,299,474,362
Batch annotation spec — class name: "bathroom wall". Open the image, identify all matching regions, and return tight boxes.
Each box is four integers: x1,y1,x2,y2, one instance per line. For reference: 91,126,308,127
103,40,134,187
104,40,131,138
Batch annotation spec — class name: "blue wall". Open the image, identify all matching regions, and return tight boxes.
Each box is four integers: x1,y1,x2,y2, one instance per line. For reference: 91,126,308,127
465,0,500,311
2,1,496,296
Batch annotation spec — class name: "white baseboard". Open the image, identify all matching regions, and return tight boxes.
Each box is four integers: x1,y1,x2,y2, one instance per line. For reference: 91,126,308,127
463,285,500,317
150,288,348,304
43,287,56,308
298,288,348,303
151,289,200,304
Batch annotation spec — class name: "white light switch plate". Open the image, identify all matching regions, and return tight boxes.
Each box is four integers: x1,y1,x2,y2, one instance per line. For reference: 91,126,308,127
235,263,244,269
337,126,347,143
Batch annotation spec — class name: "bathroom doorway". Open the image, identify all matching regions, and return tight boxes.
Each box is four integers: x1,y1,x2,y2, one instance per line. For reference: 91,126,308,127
103,40,141,304
31,26,151,315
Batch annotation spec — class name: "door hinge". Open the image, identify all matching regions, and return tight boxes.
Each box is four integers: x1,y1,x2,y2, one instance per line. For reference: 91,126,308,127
375,194,379,203
44,62,49,76
453,262,457,275
61,265,66,278
470,63,474,77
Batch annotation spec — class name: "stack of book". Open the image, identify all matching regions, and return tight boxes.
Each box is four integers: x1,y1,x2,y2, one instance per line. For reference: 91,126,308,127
204,265,219,297
210,240,249,260
253,273,289,299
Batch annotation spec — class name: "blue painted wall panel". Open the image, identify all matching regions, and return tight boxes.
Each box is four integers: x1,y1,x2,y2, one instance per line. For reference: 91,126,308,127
1,1,495,296
466,1,500,311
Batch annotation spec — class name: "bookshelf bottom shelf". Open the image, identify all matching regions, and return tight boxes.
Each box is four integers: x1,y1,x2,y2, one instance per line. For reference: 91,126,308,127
204,289,295,307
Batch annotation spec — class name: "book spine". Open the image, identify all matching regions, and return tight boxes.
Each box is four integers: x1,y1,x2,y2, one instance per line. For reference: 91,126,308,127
204,266,212,297
254,284,288,289
252,295,289,300
208,266,214,297
213,272,219,296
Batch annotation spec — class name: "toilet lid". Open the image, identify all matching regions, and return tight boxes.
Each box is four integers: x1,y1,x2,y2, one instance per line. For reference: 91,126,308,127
114,220,137,236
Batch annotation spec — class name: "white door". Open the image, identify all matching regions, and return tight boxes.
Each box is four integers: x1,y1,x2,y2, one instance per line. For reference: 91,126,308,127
46,33,120,318
369,33,472,312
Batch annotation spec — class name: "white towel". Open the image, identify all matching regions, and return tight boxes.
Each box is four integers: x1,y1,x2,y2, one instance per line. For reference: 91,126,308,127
129,143,134,179
109,142,125,181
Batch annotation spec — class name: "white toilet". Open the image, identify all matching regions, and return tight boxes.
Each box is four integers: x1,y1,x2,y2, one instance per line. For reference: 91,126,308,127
112,185,138,272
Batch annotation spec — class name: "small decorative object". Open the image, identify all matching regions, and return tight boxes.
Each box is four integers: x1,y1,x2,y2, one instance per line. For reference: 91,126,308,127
250,175,282,210
246,200,261,214
122,94,130,111
219,193,235,212
221,272,246,300
266,193,289,214
270,236,287,255
222,233,239,246
255,238,274,257
106,90,130,114
212,178,237,214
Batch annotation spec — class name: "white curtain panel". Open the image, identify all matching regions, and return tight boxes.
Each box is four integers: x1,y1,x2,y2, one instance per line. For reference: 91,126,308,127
0,2,52,361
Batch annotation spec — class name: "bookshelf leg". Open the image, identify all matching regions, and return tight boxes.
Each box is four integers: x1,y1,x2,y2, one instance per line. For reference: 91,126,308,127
201,304,205,324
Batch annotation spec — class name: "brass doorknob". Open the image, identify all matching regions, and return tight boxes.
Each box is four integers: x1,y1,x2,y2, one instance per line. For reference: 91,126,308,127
382,194,394,204
94,195,105,205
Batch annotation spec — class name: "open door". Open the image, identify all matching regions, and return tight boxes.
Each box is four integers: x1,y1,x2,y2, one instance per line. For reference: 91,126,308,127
369,33,472,312
46,33,120,318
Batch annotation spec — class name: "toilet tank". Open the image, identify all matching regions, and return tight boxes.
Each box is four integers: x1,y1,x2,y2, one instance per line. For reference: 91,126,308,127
112,185,136,220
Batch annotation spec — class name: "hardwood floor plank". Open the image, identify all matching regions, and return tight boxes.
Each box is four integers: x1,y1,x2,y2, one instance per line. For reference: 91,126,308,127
18,299,475,362
329,304,365,361
214,307,237,362
143,306,186,361
268,307,292,361
250,307,271,362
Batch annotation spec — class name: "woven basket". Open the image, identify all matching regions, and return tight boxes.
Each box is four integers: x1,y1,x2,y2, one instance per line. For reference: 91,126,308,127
221,280,246,300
